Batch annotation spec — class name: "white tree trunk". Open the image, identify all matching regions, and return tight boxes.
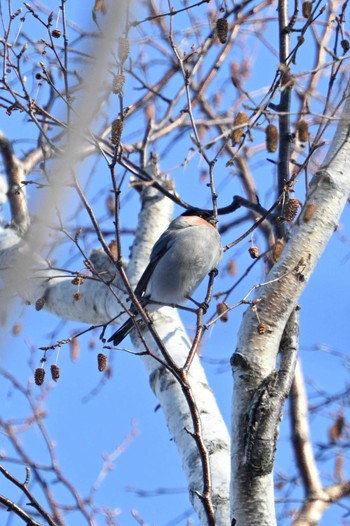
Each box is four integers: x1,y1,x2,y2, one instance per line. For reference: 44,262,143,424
231,96,350,525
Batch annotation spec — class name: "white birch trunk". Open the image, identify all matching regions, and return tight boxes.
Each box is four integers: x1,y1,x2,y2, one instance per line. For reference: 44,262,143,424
231,97,350,525
123,187,231,525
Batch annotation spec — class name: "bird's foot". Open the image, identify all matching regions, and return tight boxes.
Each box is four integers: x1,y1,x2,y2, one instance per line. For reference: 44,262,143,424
187,296,209,313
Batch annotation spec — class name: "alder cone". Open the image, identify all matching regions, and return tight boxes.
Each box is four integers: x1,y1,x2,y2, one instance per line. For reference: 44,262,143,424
35,368,45,386
71,276,84,286
302,1,312,17
284,198,299,222
341,39,350,52
249,246,259,259
50,364,60,382
329,413,345,443
216,302,229,322
265,124,278,153
216,18,228,44
257,322,267,334
231,112,248,144
109,239,118,260
98,353,107,372
111,118,123,145
296,120,309,143
51,29,61,38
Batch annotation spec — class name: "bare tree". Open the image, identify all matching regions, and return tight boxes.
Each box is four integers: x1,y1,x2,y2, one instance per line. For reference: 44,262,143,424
1,0,350,525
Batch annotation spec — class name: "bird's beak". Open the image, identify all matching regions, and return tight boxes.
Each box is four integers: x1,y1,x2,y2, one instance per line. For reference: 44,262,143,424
207,217,219,228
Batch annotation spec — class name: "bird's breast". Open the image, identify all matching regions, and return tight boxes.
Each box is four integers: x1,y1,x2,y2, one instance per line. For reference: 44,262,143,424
145,225,221,306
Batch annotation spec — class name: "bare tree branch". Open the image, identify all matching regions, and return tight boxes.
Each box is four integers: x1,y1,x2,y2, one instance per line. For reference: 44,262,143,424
0,493,45,526
0,465,57,526
290,360,323,496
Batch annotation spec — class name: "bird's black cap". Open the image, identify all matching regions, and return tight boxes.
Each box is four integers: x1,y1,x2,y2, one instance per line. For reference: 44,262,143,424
181,209,216,222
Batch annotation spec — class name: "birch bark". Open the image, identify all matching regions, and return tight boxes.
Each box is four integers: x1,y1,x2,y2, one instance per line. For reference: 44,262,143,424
231,96,350,525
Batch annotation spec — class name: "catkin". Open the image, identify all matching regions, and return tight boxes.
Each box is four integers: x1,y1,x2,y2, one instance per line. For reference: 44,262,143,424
98,353,107,372
50,364,60,382
249,246,259,259
257,322,267,335
51,29,61,38
35,367,45,386
341,39,350,52
112,74,125,94
265,124,278,153
71,276,84,286
284,198,299,222
296,120,309,143
111,118,123,145
216,18,228,44
216,302,229,322
302,1,312,18
231,112,248,144
118,37,130,62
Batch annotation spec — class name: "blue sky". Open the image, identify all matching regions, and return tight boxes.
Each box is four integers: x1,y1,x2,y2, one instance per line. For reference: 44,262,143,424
1,0,350,525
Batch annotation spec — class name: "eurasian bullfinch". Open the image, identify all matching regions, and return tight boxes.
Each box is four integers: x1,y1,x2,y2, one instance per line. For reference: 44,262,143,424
108,210,222,345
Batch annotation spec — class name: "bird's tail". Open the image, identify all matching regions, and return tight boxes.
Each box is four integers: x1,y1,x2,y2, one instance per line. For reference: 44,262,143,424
108,317,135,346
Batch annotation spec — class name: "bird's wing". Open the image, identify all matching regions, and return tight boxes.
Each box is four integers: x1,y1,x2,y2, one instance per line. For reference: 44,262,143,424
134,253,163,297
108,241,170,344
133,233,173,297
134,221,186,297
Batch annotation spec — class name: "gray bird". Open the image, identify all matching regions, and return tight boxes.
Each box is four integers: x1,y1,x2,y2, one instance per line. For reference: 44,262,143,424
108,209,222,345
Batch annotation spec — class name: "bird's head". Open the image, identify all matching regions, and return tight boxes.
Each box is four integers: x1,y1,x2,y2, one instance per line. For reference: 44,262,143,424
181,209,218,228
